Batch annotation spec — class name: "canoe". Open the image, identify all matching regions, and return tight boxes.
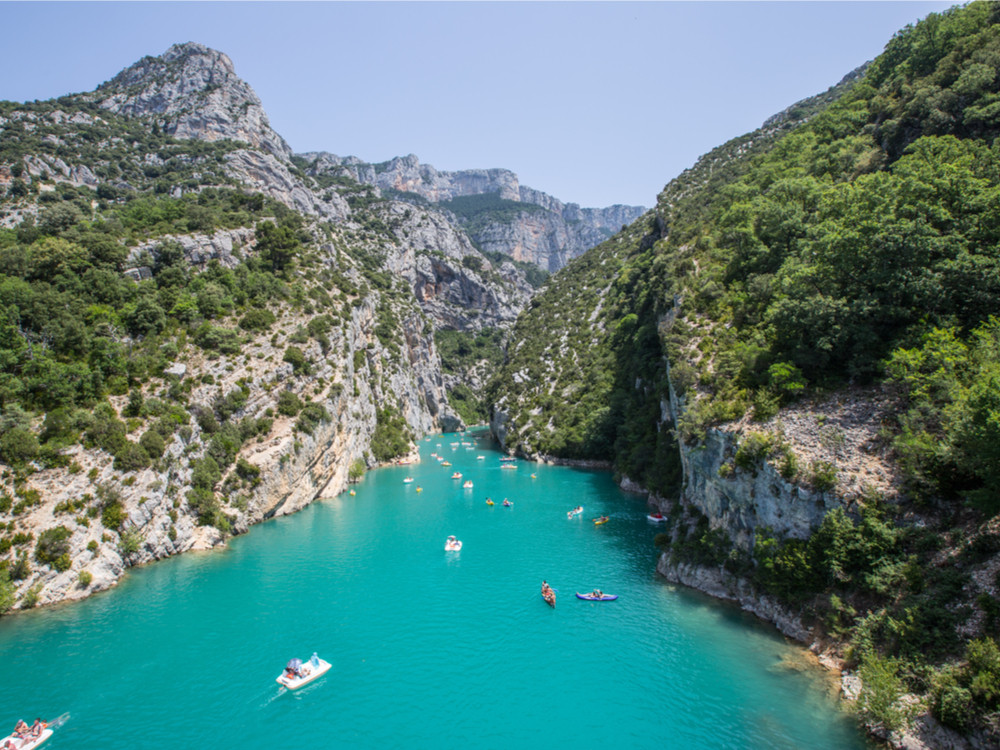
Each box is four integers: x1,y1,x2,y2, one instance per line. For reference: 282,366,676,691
541,591,556,607
593,516,609,525
576,592,618,601
276,658,332,689
1,728,54,749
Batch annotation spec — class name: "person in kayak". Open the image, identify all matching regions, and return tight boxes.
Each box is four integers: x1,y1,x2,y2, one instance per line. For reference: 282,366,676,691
591,589,604,599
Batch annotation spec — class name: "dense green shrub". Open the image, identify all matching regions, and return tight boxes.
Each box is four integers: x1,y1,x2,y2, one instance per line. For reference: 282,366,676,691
283,346,310,374
113,440,151,472
139,429,165,459
34,525,71,568
295,402,329,436
369,406,411,462
276,390,303,417
238,307,276,331
101,501,127,530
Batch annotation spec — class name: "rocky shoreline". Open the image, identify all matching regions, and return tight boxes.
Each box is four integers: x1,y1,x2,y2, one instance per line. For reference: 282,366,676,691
651,529,974,750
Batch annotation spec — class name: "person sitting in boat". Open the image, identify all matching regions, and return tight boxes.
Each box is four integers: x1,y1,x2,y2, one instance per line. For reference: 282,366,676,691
12,720,28,738
28,719,44,739
591,589,603,599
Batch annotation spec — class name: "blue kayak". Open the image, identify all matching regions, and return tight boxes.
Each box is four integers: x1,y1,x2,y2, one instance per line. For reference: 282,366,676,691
576,592,618,601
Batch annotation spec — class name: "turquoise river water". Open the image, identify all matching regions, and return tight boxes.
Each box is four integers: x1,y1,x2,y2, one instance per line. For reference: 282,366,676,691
0,431,869,749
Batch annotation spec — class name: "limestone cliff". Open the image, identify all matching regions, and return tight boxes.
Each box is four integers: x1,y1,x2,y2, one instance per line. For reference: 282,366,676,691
299,152,645,272
1,220,457,608
94,42,293,161
0,42,538,611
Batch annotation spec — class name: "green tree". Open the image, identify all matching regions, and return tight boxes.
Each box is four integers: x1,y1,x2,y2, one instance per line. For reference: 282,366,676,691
255,220,299,273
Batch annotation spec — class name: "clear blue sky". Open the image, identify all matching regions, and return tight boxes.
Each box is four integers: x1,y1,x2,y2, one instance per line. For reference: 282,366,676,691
0,1,955,208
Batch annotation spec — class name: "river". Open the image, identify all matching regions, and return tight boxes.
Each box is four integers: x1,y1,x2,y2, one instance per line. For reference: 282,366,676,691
0,431,868,748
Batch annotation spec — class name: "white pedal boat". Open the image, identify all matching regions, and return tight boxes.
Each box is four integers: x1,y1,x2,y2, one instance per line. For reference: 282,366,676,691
445,536,463,551
1,729,53,749
277,657,332,689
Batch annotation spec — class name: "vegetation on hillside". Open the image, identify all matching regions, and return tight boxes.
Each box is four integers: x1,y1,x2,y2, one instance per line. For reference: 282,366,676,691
0,97,441,602
435,328,505,425
491,1,1000,739
439,192,549,236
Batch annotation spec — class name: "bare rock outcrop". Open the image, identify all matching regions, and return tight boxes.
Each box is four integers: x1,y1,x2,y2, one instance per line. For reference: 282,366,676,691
94,42,293,161
299,152,646,272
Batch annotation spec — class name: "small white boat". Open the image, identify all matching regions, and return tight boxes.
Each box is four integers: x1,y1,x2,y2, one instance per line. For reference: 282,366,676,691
277,656,332,690
476,455,485,460
3,714,70,749
567,506,584,518
451,472,463,479
403,477,414,484
445,535,463,551
1,729,53,749
463,480,474,489
647,513,667,523
501,464,517,470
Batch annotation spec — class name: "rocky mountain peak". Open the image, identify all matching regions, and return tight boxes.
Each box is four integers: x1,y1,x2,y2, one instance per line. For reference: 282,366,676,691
93,42,292,161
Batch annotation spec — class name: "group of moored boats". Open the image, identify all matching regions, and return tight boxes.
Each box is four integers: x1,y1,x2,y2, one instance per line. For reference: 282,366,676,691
419,437,668,615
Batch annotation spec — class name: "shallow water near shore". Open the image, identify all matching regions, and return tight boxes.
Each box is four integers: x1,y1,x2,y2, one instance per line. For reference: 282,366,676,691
0,431,869,748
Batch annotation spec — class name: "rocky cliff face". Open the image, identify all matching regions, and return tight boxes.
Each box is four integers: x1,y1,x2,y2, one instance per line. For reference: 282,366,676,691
376,201,533,330
299,152,646,272
304,152,522,202
4,223,457,608
94,42,293,161
0,42,542,611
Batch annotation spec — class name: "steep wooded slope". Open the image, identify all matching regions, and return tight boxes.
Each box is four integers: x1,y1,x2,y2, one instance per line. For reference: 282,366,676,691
0,42,539,610
491,2,1000,743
